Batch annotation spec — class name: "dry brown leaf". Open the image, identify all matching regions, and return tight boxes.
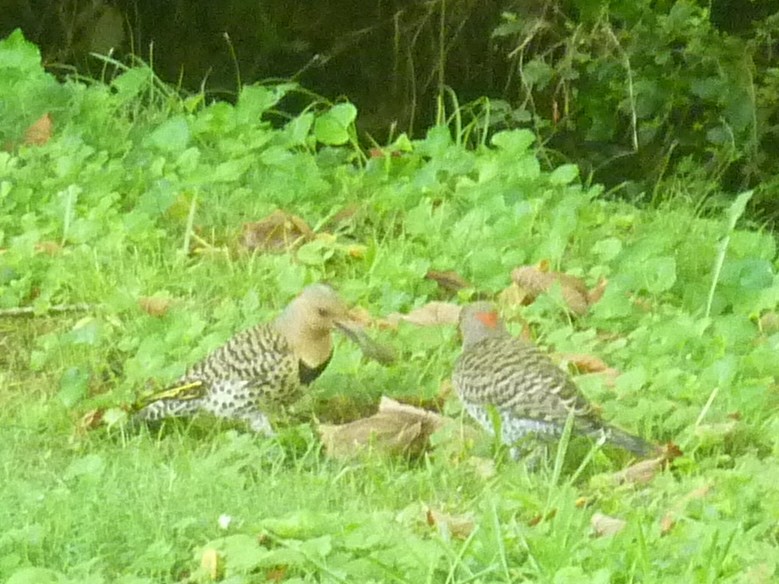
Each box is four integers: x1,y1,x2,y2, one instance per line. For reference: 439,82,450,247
346,306,374,326
425,270,472,292
200,548,222,581
76,409,104,435
426,508,475,540
240,210,314,253
383,301,461,328
138,296,173,317
24,113,53,146
318,397,447,458
611,457,665,486
556,352,620,388
512,265,591,315
591,512,626,537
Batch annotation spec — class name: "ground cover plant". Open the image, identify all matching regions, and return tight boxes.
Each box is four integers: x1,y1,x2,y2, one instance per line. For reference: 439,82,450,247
2,30,779,583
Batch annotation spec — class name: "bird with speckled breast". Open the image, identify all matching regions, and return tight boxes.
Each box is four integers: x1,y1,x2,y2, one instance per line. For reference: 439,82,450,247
133,284,392,434
452,302,656,459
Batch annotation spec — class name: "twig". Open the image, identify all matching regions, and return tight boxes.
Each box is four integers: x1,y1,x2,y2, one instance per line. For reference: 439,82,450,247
0,303,96,317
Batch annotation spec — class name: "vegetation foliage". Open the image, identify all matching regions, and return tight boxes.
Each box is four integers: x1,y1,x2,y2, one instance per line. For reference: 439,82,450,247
2,29,779,582
4,0,778,212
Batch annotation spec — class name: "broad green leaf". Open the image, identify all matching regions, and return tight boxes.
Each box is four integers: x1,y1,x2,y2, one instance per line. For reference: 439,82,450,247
491,129,535,154
549,163,579,185
314,103,357,145
145,115,190,152
642,256,677,293
111,67,152,101
57,366,90,408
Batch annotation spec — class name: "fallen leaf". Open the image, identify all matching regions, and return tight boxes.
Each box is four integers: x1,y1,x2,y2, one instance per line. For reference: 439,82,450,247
318,397,447,459
240,210,314,253
574,497,590,508
200,548,222,581
383,301,461,328
557,353,620,387
591,512,626,537
138,296,173,317
24,113,53,146
426,508,475,540
425,270,472,292
610,457,665,486
76,409,104,434
511,264,603,315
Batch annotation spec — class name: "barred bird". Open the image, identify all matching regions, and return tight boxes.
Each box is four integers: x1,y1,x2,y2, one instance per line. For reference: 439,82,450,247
133,284,371,434
453,302,655,459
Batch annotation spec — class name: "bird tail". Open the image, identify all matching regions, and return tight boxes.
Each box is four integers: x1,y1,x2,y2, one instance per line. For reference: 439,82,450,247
130,380,207,428
601,425,658,458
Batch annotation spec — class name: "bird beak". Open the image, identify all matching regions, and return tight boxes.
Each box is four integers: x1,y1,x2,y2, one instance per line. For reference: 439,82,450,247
334,320,396,365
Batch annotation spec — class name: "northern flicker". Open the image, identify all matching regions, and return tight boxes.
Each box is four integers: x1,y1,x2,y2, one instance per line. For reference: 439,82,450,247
453,302,655,458
133,284,376,434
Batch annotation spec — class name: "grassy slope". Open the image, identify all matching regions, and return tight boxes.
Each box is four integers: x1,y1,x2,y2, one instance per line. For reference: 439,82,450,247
2,34,779,583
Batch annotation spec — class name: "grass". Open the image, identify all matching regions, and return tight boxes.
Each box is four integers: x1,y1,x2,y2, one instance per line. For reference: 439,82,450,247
2,30,779,583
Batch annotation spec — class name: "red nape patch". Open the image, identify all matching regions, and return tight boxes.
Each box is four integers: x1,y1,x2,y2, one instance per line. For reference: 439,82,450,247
475,311,499,328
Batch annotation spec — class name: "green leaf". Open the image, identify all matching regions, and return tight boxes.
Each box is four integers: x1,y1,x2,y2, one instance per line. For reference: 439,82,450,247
284,112,315,146
549,164,579,185
145,116,190,152
642,256,677,293
491,129,535,154
314,103,357,145
111,67,152,101
57,366,90,408
592,237,623,262
236,85,288,122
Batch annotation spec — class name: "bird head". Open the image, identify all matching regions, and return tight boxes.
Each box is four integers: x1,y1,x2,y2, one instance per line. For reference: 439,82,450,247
458,302,509,347
294,283,352,336
278,283,396,366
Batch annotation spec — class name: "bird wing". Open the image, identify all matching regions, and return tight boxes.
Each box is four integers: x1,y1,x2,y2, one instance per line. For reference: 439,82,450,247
137,324,301,407
453,337,597,423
